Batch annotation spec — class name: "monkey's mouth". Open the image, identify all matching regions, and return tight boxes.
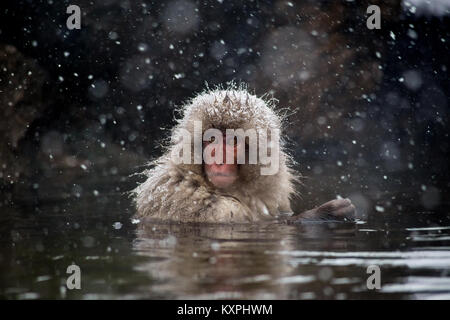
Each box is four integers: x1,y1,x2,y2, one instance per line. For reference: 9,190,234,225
206,172,238,188
208,172,237,177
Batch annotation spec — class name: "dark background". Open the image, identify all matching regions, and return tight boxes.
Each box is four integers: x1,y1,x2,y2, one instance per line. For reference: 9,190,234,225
0,0,449,220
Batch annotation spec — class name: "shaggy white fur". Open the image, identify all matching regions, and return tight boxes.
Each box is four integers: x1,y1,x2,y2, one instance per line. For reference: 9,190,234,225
133,84,298,223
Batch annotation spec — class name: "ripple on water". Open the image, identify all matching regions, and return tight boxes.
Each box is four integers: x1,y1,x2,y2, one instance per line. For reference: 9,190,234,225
381,277,450,293
266,250,450,269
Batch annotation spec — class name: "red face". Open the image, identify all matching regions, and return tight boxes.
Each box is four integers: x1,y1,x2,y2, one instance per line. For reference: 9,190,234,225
203,136,239,189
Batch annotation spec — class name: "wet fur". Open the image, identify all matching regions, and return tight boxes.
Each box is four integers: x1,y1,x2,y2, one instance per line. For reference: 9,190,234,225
133,84,298,223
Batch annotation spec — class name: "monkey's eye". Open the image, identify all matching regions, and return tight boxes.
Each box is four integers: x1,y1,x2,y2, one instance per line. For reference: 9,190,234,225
203,136,218,146
225,136,238,146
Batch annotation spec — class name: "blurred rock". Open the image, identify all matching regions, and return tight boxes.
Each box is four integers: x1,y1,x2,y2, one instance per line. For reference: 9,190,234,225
0,44,47,184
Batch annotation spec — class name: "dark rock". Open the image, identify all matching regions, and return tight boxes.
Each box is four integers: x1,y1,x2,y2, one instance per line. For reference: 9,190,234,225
0,44,47,184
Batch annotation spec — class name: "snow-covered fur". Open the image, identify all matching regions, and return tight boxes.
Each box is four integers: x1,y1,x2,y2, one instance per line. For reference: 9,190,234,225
133,85,297,223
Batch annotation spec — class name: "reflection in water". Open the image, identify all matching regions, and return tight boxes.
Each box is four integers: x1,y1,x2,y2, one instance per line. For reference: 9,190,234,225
132,220,450,299
0,172,450,299
133,223,344,299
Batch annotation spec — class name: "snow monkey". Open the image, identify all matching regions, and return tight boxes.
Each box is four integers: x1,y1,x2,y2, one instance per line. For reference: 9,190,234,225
133,85,355,223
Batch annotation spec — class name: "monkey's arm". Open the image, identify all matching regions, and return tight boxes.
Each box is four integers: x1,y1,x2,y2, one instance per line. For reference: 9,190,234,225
286,198,356,223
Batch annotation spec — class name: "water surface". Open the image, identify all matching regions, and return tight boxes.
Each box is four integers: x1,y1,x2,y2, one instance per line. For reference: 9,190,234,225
1,169,449,300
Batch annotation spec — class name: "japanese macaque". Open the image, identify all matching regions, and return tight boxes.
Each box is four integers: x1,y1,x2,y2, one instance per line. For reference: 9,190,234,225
133,86,355,223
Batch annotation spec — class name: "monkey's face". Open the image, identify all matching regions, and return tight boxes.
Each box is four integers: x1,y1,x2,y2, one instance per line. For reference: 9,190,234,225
203,136,240,189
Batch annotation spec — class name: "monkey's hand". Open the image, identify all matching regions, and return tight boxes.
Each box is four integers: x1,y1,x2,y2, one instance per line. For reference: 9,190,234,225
292,198,356,223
